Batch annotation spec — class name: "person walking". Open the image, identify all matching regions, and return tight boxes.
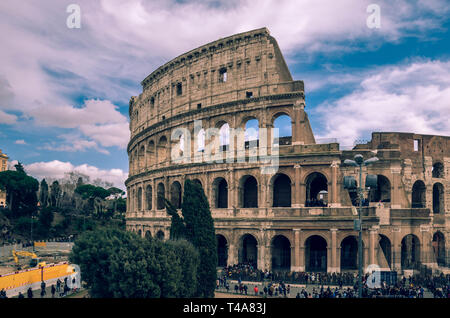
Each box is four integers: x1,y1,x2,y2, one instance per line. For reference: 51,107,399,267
51,285,56,298
27,287,33,298
40,281,46,298
56,279,61,293
254,285,258,296
18,292,24,299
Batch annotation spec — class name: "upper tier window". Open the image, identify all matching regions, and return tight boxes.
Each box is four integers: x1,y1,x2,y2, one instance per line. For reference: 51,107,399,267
219,68,227,83
176,83,182,96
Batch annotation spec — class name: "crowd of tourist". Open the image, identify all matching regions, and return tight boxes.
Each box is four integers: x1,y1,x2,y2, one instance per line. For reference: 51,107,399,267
218,263,450,298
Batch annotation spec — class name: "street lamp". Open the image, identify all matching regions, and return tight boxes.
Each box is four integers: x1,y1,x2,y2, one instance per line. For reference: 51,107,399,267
343,154,379,298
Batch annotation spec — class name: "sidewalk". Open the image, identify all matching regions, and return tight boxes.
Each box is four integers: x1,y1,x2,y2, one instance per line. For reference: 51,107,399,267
5,275,74,298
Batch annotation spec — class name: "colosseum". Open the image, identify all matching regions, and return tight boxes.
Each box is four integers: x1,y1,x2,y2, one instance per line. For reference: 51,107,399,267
125,27,449,275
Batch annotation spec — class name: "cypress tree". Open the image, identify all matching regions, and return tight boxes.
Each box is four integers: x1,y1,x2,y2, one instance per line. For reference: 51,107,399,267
164,198,186,240
180,179,217,298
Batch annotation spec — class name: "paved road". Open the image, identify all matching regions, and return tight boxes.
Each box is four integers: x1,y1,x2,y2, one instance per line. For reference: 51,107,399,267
5,275,78,298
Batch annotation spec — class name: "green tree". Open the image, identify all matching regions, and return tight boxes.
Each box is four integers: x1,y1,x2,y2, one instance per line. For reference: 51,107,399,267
37,206,54,237
69,228,199,298
39,179,49,208
165,198,186,240
0,163,39,218
170,179,217,298
75,184,110,216
50,180,61,207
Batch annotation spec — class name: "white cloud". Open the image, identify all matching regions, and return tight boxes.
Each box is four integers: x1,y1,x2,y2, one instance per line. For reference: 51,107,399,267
0,109,17,124
315,60,450,146
15,139,27,145
24,160,128,189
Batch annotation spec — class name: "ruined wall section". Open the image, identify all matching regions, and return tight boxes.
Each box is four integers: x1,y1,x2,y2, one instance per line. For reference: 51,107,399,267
129,28,298,138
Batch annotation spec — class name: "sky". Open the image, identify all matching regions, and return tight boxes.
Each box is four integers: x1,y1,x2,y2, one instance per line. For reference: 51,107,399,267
0,0,449,189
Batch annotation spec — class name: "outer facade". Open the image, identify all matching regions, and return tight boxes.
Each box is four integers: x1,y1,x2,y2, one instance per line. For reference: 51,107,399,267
125,28,449,274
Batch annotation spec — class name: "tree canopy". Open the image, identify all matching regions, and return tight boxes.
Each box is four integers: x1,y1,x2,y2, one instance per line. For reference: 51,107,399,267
69,228,199,298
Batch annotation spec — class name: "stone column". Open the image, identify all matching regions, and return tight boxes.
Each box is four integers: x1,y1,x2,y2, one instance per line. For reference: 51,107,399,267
330,161,340,207
293,165,302,208
330,228,338,272
392,227,401,272
292,229,301,271
369,229,377,266
391,167,402,208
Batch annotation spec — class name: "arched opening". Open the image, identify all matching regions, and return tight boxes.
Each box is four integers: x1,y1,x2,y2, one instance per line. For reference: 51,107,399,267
145,230,152,239
378,234,392,269
170,181,182,209
244,118,259,149
137,187,143,211
139,146,145,171
148,141,155,166
271,235,291,271
157,183,165,210
340,236,362,271
217,235,228,267
412,180,426,208
137,229,142,237
432,162,444,178
146,185,152,210
213,178,228,208
369,175,391,203
401,234,421,270
239,234,258,267
272,173,291,207
305,235,327,272
433,183,444,214
157,136,168,164
240,175,258,208
305,172,328,207
273,114,292,145
219,123,230,150
196,128,205,152
432,232,446,267
156,230,165,240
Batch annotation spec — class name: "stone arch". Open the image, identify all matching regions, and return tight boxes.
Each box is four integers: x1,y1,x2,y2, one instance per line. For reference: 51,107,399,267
156,230,165,240
138,145,145,171
146,185,152,210
170,181,182,209
156,182,165,210
239,175,258,208
378,234,392,269
213,177,228,208
137,187,143,211
305,172,328,206
368,175,391,203
411,180,426,208
272,112,292,145
239,234,258,267
271,173,292,207
157,136,168,164
432,231,446,267
305,235,328,272
137,229,142,237
432,182,444,214
243,117,259,143
401,234,421,270
271,235,291,271
147,140,155,167
340,235,364,271
145,230,152,239
432,162,444,178
217,234,228,267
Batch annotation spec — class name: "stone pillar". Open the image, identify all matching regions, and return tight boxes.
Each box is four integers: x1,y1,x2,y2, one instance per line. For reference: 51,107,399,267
292,229,301,271
391,167,402,208
369,229,377,266
392,227,401,272
293,165,302,208
330,161,340,207
330,229,338,272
